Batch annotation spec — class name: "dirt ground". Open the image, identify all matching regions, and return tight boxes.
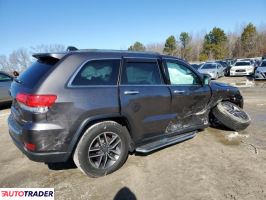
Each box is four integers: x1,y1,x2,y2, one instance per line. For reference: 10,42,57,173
1,76,266,200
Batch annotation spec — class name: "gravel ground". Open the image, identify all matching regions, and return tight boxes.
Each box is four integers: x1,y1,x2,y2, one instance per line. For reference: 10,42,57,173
0,77,266,200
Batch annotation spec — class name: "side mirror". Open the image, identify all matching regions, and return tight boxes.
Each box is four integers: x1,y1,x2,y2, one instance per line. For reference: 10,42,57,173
203,74,211,85
13,71,19,77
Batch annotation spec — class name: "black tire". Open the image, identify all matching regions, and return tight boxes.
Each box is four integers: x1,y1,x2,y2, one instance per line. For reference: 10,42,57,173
212,101,251,131
73,121,129,177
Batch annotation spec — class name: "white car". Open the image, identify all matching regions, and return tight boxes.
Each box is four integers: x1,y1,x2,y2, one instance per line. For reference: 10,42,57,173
255,60,266,80
230,61,254,76
198,62,224,79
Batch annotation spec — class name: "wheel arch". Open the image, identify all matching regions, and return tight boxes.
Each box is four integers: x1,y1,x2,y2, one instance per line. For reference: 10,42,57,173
68,114,135,159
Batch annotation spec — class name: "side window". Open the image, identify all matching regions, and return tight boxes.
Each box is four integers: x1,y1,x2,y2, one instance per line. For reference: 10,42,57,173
166,61,201,85
71,59,120,86
121,62,162,85
0,74,12,82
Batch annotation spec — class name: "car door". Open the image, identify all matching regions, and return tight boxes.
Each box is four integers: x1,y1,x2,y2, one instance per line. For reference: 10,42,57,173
163,59,211,134
119,57,172,144
217,64,223,76
0,73,13,102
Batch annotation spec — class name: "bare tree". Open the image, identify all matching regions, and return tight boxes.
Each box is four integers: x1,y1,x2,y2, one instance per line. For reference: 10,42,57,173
0,55,12,72
145,42,164,53
9,48,31,71
31,44,65,54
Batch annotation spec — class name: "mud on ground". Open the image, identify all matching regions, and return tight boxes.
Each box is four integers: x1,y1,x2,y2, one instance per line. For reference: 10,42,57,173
0,77,266,200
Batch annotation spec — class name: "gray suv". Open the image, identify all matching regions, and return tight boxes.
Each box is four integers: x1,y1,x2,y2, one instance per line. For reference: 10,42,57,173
8,49,251,177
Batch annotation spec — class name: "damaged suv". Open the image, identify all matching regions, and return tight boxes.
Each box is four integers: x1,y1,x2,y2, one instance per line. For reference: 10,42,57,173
8,49,251,177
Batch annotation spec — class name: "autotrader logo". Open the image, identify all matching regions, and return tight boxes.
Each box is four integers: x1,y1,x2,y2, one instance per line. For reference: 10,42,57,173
0,188,54,199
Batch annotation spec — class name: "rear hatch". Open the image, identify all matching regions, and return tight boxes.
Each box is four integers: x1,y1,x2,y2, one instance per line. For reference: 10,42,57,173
10,53,65,125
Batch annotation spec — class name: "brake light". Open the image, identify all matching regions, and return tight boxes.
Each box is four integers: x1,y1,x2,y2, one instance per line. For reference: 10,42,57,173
16,93,57,113
24,142,36,151
16,93,57,107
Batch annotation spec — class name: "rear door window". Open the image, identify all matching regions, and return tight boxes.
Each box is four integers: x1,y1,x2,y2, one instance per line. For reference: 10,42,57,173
121,61,162,85
17,60,55,88
71,59,120,86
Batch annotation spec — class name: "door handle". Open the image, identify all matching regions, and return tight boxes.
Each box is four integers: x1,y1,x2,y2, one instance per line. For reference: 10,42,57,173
173,90,185,94
124,90,140,95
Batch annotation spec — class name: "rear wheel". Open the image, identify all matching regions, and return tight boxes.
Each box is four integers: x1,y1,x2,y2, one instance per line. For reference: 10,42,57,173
212,101,251,131
73,121,129,177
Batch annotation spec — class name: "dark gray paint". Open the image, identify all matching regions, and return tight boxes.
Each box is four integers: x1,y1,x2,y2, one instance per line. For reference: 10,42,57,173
8,50,243,162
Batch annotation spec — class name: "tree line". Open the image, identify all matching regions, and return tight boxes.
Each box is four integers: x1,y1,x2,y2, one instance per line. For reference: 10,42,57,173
1,23,265,72
128,23,266,62
0,44,65,72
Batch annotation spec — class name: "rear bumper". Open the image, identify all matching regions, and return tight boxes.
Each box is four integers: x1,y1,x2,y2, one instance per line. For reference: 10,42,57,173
8,115,71,163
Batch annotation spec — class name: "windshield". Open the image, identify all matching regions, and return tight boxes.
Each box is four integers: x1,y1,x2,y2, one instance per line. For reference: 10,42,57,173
235,62,250,66
201,63,216,69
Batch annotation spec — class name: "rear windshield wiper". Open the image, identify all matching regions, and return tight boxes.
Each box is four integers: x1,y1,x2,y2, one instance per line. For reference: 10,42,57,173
14,77,23,84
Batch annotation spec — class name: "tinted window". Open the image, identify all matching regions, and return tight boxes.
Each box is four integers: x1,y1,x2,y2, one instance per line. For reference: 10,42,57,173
166,61,201,85
72,60,120,86
17,61,54,88
0,73,12,82
235,62,250,66
260,61,266,67
121,62,162,85
201,63,217,69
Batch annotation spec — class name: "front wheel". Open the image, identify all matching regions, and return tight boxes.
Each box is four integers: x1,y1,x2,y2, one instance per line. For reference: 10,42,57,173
212,101,251,131
73,121,129,177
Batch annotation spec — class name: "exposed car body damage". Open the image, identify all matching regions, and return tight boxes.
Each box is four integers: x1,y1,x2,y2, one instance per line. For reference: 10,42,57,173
8,50,245,165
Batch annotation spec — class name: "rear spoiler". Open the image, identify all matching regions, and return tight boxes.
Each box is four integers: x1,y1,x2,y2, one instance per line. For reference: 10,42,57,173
32,53,67,64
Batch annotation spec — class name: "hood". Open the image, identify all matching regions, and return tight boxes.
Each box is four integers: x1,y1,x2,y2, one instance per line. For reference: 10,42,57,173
198,68,217,74
210,81,239,92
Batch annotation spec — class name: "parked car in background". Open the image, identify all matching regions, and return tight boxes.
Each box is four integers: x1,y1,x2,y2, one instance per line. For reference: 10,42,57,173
0,71,13,105
198,62,224,79
216,61,231,76
255,59,266,80
224,59,235,66
230,61,254,76
190,64,200,69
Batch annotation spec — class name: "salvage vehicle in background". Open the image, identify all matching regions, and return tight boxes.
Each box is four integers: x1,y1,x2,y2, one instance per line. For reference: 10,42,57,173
8,49,251,177
0,71,13,106
198,62,224,79
255,59,266,80
230,61,254,76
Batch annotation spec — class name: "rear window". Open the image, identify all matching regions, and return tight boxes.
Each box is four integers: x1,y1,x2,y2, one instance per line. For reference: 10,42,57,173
17,60,55,88
71,59,120,86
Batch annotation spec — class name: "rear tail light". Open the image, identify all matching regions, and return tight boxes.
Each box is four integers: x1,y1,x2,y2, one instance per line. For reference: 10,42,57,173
16,93,57,113
24,142,36,151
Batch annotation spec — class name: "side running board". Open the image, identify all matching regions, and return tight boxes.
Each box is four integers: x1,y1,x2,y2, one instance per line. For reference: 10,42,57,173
135,131,197,153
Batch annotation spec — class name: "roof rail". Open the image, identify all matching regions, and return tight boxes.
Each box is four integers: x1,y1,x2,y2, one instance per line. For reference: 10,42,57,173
66,46,78,51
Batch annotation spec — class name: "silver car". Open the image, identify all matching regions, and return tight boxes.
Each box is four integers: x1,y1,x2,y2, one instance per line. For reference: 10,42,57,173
255,60,266,80
0,71,13,105
198,62,224,79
